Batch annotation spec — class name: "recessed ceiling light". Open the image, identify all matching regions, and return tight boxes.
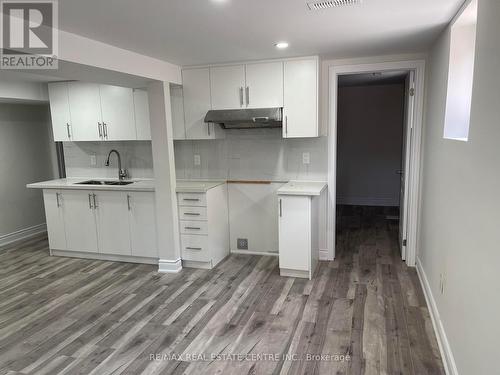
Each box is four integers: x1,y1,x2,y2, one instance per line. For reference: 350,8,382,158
275,42,289,49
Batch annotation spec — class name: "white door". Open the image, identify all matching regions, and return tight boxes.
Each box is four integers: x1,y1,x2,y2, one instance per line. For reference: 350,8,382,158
94,191,131,256
283,59,318,138
67,82,103,141
128,192,158,258
399,71,415,260
170,85,186,140
100,85,136,141
62,190,98,253
43,190,67,250
210,65,246,110
47,83,72,141
183,68,213,139
245,62,283,109
278,195,311,271
133,89,151,140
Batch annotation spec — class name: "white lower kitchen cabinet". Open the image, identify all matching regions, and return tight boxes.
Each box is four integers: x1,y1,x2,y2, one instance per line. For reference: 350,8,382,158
278,181,327,279
176,183,229,269
42,188,157,263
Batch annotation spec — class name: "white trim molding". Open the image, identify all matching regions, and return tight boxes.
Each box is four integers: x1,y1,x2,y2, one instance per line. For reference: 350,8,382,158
0,223,47,248
230,250,279,257
327,59,425,266
416,258,458,375
319,248,330,261
158,258,183,273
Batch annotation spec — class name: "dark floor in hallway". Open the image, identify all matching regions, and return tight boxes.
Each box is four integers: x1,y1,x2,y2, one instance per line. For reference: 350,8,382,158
0,206,444,374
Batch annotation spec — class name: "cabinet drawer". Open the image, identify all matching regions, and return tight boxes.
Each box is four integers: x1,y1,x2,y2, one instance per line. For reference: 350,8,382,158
177,193,207,207
179,206,207,221
180,220,208,235
181,235,210,262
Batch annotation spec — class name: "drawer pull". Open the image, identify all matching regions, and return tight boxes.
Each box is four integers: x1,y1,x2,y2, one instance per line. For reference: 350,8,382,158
183,198,200,201
186,247,202,251
184,212,200,216
185,226,201,230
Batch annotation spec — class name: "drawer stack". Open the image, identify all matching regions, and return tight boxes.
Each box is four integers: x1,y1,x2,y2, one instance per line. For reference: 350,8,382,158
177,185,229,269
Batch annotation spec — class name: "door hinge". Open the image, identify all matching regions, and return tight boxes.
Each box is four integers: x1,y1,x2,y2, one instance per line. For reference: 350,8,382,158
409,88,415,97
403,239,407,247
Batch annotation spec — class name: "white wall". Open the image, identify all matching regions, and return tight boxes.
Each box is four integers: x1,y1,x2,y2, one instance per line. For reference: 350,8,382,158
418,0,500,373
174,129,329,253
337,83,405,206
0,104,55,242
63,141,154,179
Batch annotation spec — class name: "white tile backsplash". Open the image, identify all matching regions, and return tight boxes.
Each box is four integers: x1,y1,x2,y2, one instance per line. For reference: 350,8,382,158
63,141,154,179
174,128,328,181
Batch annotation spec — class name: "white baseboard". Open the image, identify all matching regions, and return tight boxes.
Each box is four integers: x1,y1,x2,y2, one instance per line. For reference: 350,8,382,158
52,250,158,265
230,249,279,257
0,223,47,248
336,196,399,206
416,258,458,375
319,248,332,261
158,258,183,273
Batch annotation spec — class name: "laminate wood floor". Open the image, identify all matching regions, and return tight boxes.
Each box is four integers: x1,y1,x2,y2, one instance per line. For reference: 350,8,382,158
0,206,444,375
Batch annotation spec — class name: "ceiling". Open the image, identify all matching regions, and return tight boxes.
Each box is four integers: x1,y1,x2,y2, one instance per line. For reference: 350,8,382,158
338,70,408,87
57,0,464,66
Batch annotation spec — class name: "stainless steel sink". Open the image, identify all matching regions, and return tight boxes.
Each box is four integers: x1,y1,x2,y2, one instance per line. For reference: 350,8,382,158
76,180,134,186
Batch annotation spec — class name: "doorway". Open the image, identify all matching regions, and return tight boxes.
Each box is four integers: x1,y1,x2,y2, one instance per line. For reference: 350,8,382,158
327,60,425,266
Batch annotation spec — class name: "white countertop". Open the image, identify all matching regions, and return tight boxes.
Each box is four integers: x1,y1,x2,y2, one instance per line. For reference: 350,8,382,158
277,181,327,196
176,180,226,193
27,178,155,192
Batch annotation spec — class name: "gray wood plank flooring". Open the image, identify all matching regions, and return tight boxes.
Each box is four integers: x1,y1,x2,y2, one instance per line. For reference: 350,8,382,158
0,206,444,374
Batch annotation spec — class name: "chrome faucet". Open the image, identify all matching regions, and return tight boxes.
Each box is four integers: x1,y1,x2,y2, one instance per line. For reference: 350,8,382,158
105,149,128,180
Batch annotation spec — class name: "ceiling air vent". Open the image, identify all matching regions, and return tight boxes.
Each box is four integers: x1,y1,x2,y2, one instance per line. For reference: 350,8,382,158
307,0,362,10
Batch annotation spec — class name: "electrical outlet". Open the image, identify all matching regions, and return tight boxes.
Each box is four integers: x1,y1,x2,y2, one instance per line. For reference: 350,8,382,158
237,238,248,250
90,154,97,166
302,152,310,165
194,154,201,166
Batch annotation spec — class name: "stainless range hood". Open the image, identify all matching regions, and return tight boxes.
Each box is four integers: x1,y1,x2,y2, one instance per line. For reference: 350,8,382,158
204,107,282,129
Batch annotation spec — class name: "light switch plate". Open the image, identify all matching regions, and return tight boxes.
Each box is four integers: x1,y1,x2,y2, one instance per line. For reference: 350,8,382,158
90,154,97,166
302,152,310,165
194,154,201,166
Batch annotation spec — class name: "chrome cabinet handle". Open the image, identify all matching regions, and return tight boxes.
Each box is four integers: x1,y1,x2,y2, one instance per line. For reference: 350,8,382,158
279,199,282,217
98,122,103,138
207,123,211,136
56,193,60,207
246,86,249,106
88,194,93,209
127,194,131,211
252,117,269,122
93,194,98,209
239,87,244,107
285,115,288,136
103,123,108,139
183,198,200,201
186,247,202,251
185,226,201,230
66,123,71,139
184,212,200,216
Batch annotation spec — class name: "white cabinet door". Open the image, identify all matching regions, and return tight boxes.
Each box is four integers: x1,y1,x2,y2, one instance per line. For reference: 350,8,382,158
283,59,318,138
62,190,98,253
67,82,103,141
210,65,246,110
133,89,151,140
278,195,311,271
128,192,158,258
100,85,136,141
47,83,72,141
43,190,67,250
182,68,214,140
245,62,283,109
170,85,186,140
94,191,131,256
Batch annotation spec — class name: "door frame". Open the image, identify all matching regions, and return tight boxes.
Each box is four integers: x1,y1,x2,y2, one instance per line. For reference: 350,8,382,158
327,59,425,267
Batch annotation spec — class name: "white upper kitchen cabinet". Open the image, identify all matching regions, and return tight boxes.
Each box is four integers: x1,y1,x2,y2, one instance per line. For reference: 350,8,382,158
128,192,158,258
99,85,136,141
62,190,99,253
43,190,67,250
94,191,132,256
283,58,318,138
245,61,283,109
210,65,246,110
67,82,103,141
170,85,186,140
133,89,151,140
183,68,224,140
47,82,72,141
